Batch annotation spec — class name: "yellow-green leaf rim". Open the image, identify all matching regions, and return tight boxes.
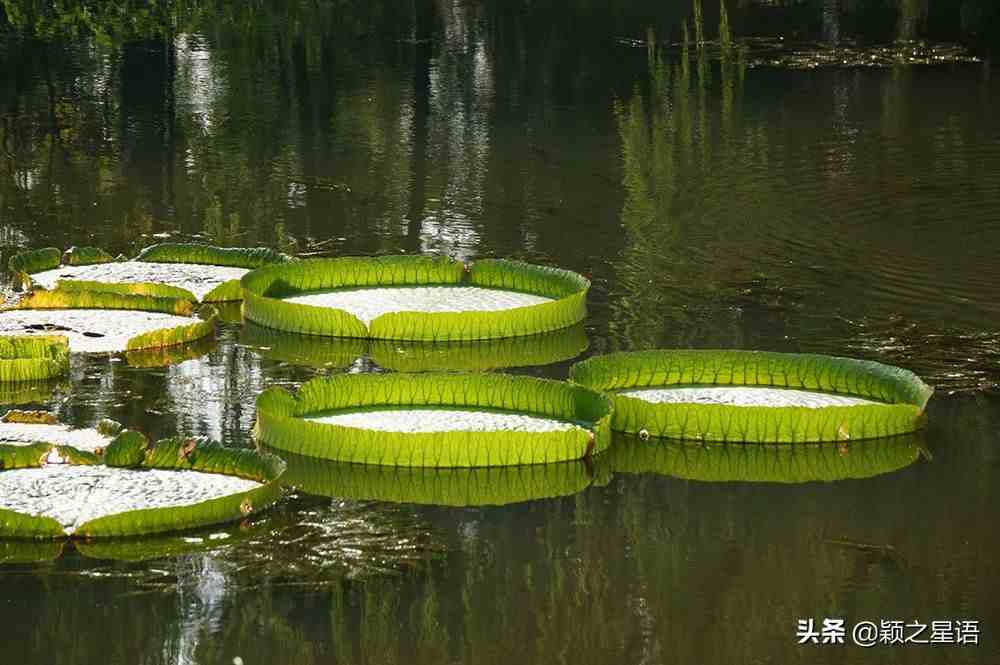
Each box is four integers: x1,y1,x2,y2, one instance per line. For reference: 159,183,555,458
0,436,285,540
240,255,590,341
570,349,933,443
255,373,613,467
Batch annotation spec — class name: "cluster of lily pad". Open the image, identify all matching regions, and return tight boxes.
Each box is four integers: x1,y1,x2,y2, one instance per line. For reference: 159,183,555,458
0,241,934,544
0,411,284,541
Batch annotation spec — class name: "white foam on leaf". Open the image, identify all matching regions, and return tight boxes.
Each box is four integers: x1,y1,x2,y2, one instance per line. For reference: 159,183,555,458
31,261,248,301
0,465,261,535
305,408,582,433
0,309,195,353
619,386,881,408
282,286,553,326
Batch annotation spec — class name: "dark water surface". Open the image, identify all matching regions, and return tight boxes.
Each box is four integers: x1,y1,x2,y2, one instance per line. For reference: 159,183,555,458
2,1,999,663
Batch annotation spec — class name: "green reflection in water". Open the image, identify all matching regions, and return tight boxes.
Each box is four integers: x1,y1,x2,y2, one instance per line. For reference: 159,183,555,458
0,537,64,564
609,431,924,483
123,333,217,368
0,379,62,405
241,321,588,372
610,28,747,349
277,448,609,507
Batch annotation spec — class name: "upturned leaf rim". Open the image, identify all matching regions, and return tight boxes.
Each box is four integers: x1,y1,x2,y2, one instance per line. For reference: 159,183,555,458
569,349,933,443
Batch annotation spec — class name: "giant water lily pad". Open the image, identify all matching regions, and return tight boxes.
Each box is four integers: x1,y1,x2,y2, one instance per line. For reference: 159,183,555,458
570,350,933,443
0,465,261,535
609,432,923,483
11,242,289,302
241,255,589,341
0,431,284,539
31,263,248,302
279,449,606,507
255,373,613,467
0,289,217,354
0,416,113,453
242,322,588,372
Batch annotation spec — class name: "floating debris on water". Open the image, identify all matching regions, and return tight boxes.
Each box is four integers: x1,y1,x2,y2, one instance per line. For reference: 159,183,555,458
742,38,982,69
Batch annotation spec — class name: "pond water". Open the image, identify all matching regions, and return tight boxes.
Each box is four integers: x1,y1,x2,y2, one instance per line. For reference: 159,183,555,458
1,1,999,663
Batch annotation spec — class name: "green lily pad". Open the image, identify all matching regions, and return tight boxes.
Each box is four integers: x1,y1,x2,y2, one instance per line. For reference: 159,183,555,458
0,430,285,539
571,350,933,443
255,373,613,467
241,256,589,341
0,290,217,355
0,418,113,453
11,242,290,303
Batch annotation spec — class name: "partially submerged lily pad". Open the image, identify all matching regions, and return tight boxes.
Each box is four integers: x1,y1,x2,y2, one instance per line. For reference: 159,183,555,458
570,350,933,443
0,290,217,354
255,373,613,467
0,417,113,453
609,432,923,483
242,255,589,341
279,449,604,507
11,242,290,302
0,465,261,535
242,321,588,372
0,431,285,539
32,262,249,302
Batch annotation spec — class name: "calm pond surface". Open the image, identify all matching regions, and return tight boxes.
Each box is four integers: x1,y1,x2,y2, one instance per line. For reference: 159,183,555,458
2,1,999,663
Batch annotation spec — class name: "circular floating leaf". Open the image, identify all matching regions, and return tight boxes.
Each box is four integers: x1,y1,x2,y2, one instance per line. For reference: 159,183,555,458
255,373,613,467
570,350,933,442
241,256,589,341
0,418,112,453
609,432,923,483
34,264,246,302
13,242,290,302
0,435,285,539
279,449,604,507
0,290,216,354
